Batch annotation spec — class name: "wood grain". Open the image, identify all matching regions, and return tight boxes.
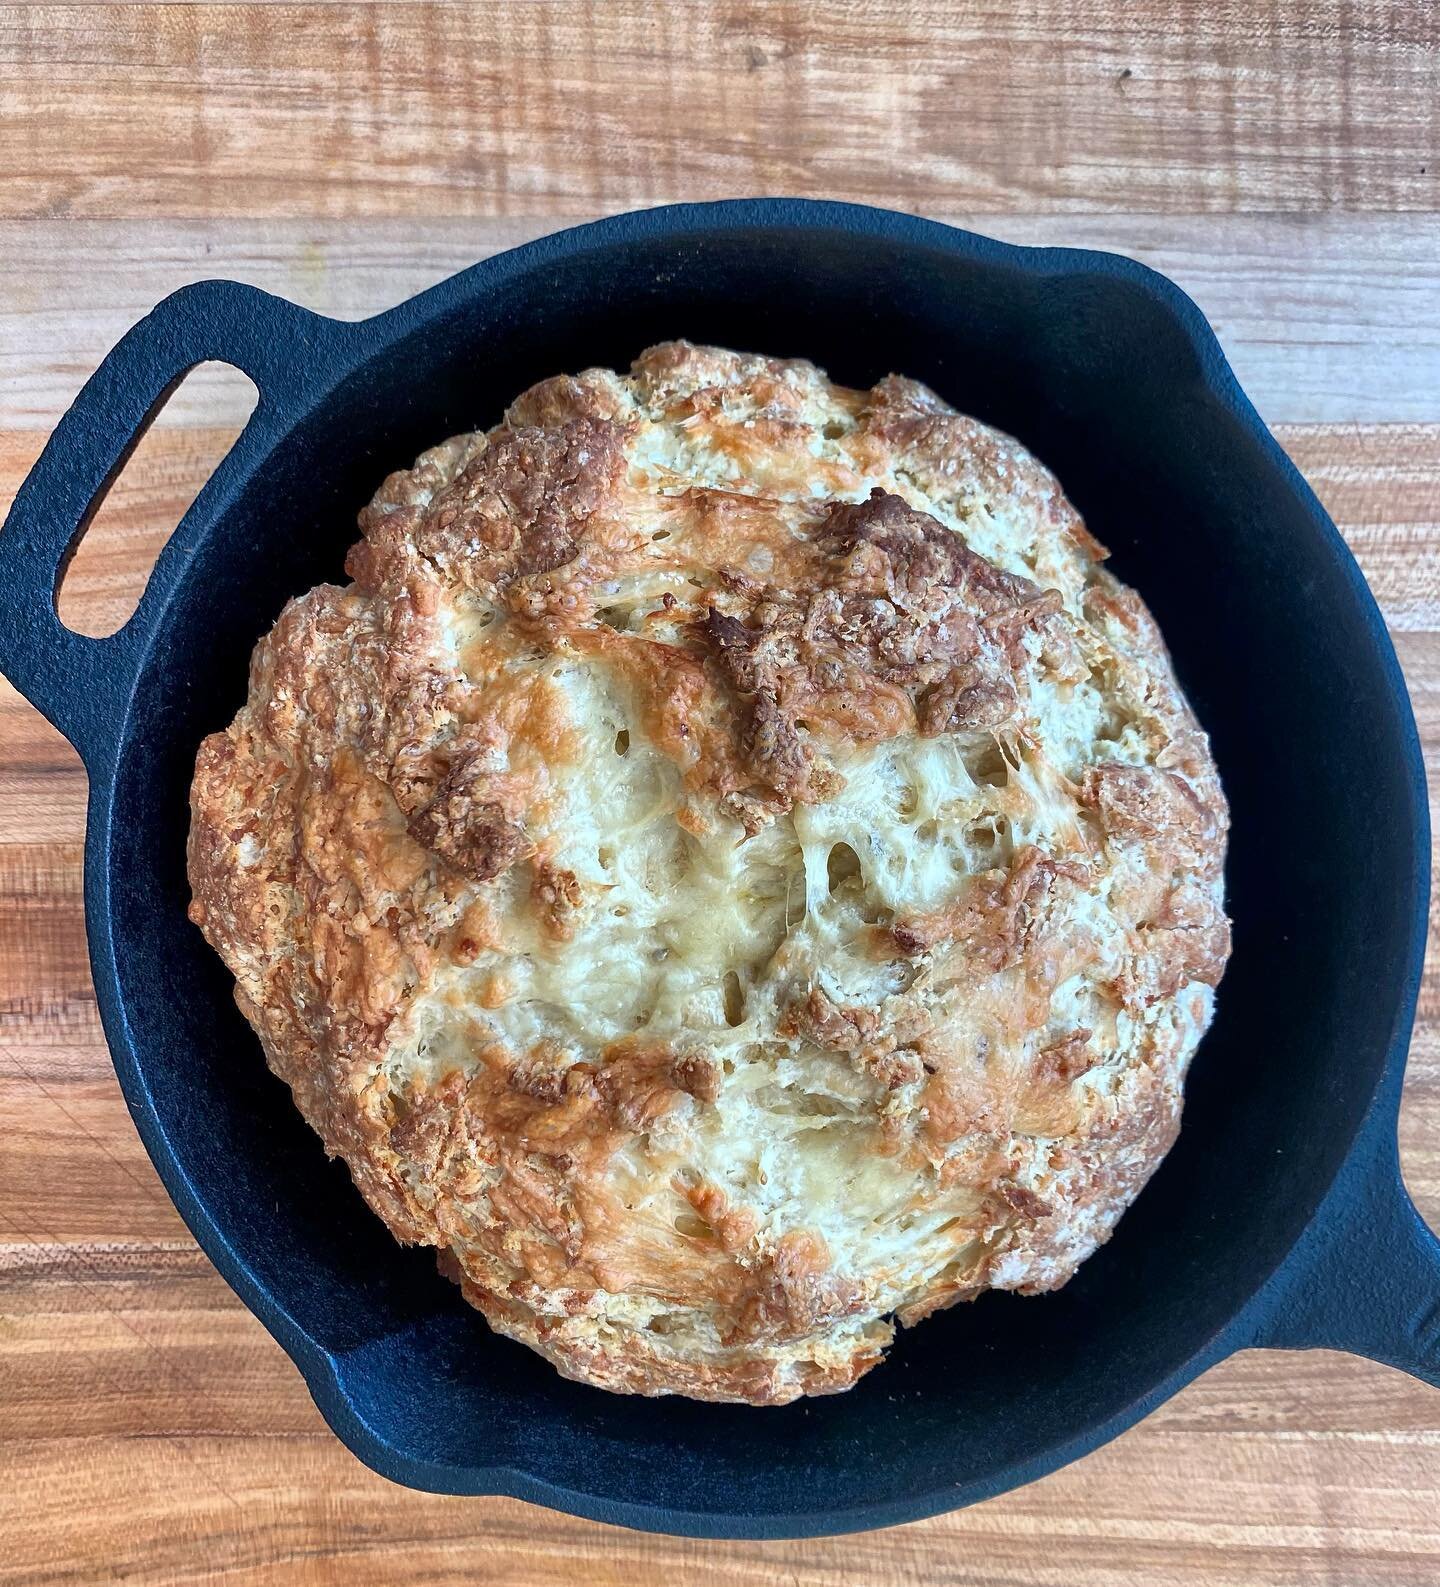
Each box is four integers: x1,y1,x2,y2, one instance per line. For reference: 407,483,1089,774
2,2,1439,1582
1,3,1437,220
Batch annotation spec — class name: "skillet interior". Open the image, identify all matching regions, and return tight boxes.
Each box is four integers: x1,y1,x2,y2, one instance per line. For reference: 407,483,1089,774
97,213,1423,1528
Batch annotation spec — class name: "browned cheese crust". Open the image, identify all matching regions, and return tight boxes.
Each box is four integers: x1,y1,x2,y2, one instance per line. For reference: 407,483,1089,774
188,343,1230,1404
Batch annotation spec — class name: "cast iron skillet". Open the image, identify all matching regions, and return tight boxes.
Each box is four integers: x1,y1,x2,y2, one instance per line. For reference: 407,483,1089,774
0,200,1433,1538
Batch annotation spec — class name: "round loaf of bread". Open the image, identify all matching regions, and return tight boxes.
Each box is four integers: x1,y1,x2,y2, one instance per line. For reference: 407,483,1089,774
188,342,1229,1405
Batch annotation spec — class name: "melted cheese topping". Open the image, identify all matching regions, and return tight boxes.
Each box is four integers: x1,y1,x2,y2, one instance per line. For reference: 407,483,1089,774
189,341,1230,1403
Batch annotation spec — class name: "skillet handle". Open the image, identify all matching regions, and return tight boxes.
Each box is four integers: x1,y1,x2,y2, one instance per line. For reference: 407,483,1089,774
0,279,341,768
1253,1122,1440,1386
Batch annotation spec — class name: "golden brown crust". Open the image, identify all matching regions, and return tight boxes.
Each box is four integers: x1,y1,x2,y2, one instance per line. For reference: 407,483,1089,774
188,342,1230,1404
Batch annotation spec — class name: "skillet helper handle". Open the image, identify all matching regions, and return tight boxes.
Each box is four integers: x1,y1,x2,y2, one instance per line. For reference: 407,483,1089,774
1255,1125,1440,1386
0,279,333,767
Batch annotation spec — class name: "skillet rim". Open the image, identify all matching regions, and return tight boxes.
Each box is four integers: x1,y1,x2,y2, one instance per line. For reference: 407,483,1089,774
63,198,1432,1535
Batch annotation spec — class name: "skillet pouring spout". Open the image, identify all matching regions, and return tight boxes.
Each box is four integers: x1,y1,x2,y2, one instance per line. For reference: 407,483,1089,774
1252,1096,1440,1387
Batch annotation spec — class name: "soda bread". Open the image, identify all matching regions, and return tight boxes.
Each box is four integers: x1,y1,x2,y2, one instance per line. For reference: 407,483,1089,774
188,342,1229,1404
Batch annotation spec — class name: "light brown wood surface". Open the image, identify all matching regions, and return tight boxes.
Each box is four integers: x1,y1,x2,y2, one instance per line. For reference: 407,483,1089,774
2,4,1438,1582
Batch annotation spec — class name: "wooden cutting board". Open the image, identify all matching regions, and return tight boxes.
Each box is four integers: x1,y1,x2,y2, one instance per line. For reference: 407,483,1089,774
1,4,1437,1582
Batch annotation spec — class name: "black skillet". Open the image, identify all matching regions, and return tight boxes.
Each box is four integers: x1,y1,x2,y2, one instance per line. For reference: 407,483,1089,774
0,200,1433,1538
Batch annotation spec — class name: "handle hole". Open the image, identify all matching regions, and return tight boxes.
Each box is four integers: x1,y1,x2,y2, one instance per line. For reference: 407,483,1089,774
56,362,258,638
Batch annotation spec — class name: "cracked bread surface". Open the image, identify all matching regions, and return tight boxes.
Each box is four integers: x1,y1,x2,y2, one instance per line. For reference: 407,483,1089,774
188,341,1229,1405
